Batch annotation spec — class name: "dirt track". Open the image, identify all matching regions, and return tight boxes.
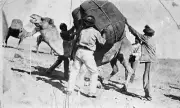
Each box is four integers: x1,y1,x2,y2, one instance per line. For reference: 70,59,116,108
2,37,180,108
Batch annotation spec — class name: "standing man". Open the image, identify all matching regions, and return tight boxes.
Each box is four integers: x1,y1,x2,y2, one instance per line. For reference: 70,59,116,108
127,37,141,83
46,23,76,80
67,15,106,97
126,20,156,101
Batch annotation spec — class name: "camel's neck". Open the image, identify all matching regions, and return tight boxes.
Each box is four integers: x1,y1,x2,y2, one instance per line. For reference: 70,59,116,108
26,32,32,37
44,24,56,29
23,29,33,38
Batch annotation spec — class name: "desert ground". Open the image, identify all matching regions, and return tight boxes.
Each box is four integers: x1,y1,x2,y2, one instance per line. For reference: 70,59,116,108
1,34,180,108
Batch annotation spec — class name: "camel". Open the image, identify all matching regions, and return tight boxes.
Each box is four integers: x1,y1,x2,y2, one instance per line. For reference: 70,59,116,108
30,14,63,56
71,0,134,91
36,35,54,55
30,14,55,55
30,9,133,92
4,19,32,49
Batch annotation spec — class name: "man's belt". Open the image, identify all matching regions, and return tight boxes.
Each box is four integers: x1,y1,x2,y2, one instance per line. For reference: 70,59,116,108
78,45,91,50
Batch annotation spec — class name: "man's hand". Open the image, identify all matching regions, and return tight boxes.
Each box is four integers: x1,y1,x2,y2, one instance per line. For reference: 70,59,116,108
124,18,132,33
124,18,127,23
124,18,127,24
124,18,129,26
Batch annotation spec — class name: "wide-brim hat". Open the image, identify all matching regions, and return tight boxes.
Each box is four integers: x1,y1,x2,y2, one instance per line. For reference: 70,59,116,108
82,15,95,27
143,25,155,36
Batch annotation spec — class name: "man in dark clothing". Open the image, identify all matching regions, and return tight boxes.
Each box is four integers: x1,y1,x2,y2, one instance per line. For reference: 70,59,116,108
60,23,76,41
46,23,76,80
125,19,156,101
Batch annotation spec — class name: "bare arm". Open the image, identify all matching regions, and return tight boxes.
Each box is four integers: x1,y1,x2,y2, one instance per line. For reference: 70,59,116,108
128,25,147,43
69,26,82,39
125,20,147,43
96,31,106,45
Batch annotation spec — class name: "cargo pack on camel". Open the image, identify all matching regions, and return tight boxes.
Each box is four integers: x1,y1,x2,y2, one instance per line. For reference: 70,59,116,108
2,10,32,49
72,0,131,64
72,0,133,85
80,0,126,44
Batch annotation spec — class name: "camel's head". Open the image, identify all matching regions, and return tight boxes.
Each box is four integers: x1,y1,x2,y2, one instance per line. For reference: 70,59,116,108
30,14,42,26
30,14,55,29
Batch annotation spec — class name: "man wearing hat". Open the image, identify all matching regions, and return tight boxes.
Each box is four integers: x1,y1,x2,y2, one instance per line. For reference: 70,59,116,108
67,15,106,97
125,20,156,101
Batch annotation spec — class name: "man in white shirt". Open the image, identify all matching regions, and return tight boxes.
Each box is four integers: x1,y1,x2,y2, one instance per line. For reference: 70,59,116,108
67,15,106,98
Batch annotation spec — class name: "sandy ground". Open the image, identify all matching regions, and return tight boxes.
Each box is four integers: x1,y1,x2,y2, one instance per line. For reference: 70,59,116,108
2,37,180,108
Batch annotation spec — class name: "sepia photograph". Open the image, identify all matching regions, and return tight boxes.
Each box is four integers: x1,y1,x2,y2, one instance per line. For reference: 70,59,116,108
1,0,180,108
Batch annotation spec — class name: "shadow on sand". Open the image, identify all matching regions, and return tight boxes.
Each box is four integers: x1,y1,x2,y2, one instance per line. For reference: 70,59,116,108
31,50,51,55
101,80,143,99
164,94,180,101
2,45,23,50
11,66,67,93
11,66,145,99
169,85,180,91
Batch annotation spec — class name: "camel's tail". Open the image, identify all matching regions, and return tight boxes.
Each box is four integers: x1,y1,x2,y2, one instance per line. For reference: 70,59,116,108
2,9,9,43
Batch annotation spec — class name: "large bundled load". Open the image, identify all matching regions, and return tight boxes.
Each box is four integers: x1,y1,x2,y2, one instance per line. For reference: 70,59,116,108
72,0,127,65
10,19,23,30
72,0,126,44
